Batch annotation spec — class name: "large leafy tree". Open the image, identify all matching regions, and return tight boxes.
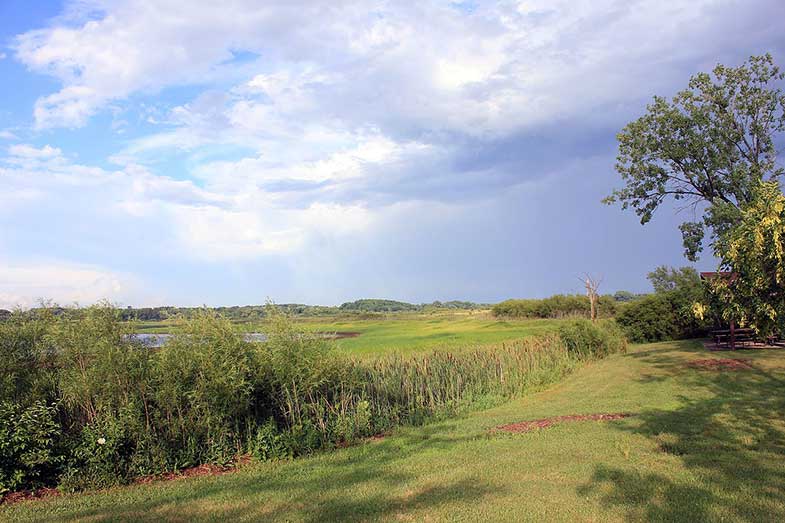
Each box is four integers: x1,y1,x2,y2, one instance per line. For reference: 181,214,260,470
710,181,785,338
647,266,702,295
605,54,785,261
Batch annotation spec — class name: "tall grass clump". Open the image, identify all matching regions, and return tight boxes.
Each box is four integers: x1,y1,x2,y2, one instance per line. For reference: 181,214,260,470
0,305,627,496
353,335,574,430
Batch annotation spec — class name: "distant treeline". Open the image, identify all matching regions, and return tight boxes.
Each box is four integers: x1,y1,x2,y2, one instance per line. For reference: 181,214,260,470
0,299,487,323
118,304,339,322
4,295,649,323
491,294,620,319
338,299,482,313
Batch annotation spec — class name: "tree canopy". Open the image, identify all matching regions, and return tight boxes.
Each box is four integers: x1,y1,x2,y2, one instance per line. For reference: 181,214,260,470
709,181,785,338
647,266,702,295
605,54,785,261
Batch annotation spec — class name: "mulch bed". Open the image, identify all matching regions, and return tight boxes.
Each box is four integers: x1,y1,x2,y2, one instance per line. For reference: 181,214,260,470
134,462,238,485
687,358,753,371
0,488,60,506
1,457,252,507
496,413,634,433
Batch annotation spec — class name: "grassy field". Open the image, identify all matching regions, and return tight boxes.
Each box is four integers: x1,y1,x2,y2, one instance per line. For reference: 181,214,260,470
6,339,785,522
137,312,569,357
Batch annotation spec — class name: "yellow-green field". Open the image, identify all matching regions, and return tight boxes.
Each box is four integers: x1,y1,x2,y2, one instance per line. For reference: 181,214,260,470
6,340,785,522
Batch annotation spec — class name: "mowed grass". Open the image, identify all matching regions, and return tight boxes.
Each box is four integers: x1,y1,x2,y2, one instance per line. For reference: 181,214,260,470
137,312,570,357
6,340,785,522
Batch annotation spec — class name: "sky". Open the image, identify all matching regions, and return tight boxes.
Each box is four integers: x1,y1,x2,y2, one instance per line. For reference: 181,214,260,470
1,0,784,308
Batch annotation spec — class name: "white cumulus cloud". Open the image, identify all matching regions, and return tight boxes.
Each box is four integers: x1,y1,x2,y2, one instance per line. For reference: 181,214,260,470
0,261,139,309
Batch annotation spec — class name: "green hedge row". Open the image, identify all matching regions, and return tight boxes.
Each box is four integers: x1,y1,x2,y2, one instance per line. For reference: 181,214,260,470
492,294,618,319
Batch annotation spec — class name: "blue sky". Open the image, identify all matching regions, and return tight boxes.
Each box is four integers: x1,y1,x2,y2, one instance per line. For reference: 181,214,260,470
1,0,784,308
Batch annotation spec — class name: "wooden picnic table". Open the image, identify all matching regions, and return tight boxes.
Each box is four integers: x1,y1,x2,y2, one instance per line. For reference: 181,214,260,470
711,328,755,349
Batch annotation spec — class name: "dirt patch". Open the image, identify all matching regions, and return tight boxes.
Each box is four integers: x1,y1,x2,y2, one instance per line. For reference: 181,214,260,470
135,464,230,485
318,331,362,339
0,488,60,506
687,358,753,371
496,413,634,433
136,455,251,485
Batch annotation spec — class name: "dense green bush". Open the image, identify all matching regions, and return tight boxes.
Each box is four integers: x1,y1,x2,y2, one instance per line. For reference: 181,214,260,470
58,411,141,491
0,305,628,495
0,402,64,495
615,267,709,343
249,419,290,461
0,310,58,407
153,311,256,468
616,294,677,343
51,305,149,426
558,320,628,358
492,294,617,319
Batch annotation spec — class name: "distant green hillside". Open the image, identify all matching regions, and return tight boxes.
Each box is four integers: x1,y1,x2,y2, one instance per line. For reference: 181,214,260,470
338,299,484,313
339,299,419,312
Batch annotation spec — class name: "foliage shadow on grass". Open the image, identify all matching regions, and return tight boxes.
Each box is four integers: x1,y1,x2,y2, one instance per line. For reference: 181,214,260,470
579,347,785,521
12,424,499,522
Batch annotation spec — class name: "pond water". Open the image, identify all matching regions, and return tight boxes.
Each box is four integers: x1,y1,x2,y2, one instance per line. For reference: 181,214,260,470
131,332,268,348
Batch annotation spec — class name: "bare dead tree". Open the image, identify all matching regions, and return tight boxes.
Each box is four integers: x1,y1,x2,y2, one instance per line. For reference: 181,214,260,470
581,274,603,321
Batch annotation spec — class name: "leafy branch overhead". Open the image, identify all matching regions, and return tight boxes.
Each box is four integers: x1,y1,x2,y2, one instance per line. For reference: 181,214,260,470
709,181,785,338
605,54,785,261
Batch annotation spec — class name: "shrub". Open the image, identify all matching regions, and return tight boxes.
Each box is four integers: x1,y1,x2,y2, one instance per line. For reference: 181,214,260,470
0,402,64,495
58,411,139,491
0,310,58,406
616,294,679,343
153,310,256,468
254,307,340,430
52,304,152,427
249,419,289,461
558,319,627,358
615,268,709,343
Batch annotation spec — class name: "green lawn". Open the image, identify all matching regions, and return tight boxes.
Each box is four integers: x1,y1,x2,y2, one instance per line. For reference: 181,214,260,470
6,340,785,522
138,312,569,357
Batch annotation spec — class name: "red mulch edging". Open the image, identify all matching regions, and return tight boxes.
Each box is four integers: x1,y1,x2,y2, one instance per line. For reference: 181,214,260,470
1,457,252,507
0,488,60,506
687,358,753,371
496,413,634,433
134,462,235,485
